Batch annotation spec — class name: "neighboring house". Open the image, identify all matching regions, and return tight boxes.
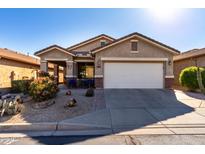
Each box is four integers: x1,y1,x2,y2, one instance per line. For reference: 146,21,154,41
0,48,63,90
173,48,205,85
34,32,180,89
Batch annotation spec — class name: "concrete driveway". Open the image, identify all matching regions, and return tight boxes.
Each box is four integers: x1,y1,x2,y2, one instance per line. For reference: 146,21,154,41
104,89,205,134
59,89,205,135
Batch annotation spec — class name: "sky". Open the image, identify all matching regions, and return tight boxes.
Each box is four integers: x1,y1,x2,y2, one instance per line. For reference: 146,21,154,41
0,8,205,55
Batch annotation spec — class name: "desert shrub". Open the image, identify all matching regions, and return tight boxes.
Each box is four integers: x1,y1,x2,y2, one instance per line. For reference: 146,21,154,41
11,80,32,94
49,75,55,81
29,77,59,102
179,66,205,91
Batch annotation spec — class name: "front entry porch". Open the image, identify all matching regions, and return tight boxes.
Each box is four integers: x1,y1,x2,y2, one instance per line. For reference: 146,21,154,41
40,59,68,84
40,59,95,88
67,62,95,88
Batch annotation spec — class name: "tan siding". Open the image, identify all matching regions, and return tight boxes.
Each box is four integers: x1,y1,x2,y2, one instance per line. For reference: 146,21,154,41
95,36,174,76
0,58,64,88
0,58,39,88
40,49,73,61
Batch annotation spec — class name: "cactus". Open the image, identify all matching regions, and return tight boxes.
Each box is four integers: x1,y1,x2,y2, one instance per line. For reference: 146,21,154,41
197,67,205,94
0,95,22,117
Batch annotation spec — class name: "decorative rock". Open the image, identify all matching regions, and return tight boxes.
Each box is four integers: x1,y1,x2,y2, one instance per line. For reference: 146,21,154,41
66,90,71,96
85,88,94,97
32,99,55,109
15,95,23,104
64,98,77,108
1,93,24,100
0,99,3,108
22,96,32,103
1,94,12,99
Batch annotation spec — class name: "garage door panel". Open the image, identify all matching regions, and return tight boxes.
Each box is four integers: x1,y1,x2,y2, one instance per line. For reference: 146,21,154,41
104,62,163,89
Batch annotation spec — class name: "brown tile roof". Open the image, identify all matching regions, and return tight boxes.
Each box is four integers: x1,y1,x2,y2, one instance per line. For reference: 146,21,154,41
0,48,40,65
67,34,115,51
174,48,205,61
0,48,55,69
91,32,180,54
34,34,114,56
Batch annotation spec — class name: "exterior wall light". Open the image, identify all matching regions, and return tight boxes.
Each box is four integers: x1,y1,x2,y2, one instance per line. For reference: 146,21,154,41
97,59,101,68
168,60,172,65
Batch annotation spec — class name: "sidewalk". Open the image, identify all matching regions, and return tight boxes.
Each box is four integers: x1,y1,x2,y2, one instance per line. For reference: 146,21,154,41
2,109,205,137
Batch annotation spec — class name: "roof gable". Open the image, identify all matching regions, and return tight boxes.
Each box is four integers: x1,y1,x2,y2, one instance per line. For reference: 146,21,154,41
34,45,75,57
91,32,180,55
67,34,115,51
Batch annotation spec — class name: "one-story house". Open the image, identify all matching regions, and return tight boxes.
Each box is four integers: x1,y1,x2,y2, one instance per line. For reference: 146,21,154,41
173,48,205,85
0,48,64,91
34,32,180,89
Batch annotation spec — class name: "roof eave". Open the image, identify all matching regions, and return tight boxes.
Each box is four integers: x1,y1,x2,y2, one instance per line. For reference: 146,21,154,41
174,52,205,61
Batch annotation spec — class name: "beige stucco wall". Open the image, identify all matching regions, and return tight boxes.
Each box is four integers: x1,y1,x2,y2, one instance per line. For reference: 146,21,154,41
39,49,73,61
0,58,38,88
0,58,64,89
95,37,174,77
196,56,205,66
38,49,73,77
71,37,113,51
174,55,205,85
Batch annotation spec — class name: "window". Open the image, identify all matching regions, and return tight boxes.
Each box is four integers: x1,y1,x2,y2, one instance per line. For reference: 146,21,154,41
78,63,94,79
100,40,107,47
131,41,138,51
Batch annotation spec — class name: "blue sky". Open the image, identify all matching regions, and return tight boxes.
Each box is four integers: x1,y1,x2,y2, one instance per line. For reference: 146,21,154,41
0,8,205,55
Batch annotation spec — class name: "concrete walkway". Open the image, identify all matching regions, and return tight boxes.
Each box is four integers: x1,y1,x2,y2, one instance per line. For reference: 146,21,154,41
1,89,205,136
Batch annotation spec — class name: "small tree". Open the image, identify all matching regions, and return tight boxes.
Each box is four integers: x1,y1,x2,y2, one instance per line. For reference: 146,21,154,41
179,66,205,92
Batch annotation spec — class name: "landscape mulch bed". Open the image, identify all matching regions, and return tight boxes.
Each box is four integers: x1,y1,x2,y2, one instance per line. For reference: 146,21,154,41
0,89,105,123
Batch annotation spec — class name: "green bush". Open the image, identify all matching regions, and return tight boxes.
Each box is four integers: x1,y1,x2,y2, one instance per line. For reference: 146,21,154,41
179,66,205,91
11,80,32,94
29,77,59,102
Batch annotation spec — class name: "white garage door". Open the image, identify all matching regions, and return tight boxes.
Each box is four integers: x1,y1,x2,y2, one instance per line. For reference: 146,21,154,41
104,62,163,89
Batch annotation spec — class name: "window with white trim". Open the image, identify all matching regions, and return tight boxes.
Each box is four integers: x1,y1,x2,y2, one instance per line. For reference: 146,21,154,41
100,40,107,47
131,41,138,51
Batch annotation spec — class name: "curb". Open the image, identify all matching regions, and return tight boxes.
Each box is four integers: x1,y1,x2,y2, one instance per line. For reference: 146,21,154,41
0,122,57,132
0,122,112,137
0,129,113,138
2,122,205,137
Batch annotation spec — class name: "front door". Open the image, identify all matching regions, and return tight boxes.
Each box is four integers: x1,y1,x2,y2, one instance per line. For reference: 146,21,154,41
76,62,94,88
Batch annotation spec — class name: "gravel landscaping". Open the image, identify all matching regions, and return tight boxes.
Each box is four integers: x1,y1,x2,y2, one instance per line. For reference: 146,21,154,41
0,89,105,123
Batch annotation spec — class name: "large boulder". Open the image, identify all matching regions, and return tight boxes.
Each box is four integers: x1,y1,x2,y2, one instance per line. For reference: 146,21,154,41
85,88,94,97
